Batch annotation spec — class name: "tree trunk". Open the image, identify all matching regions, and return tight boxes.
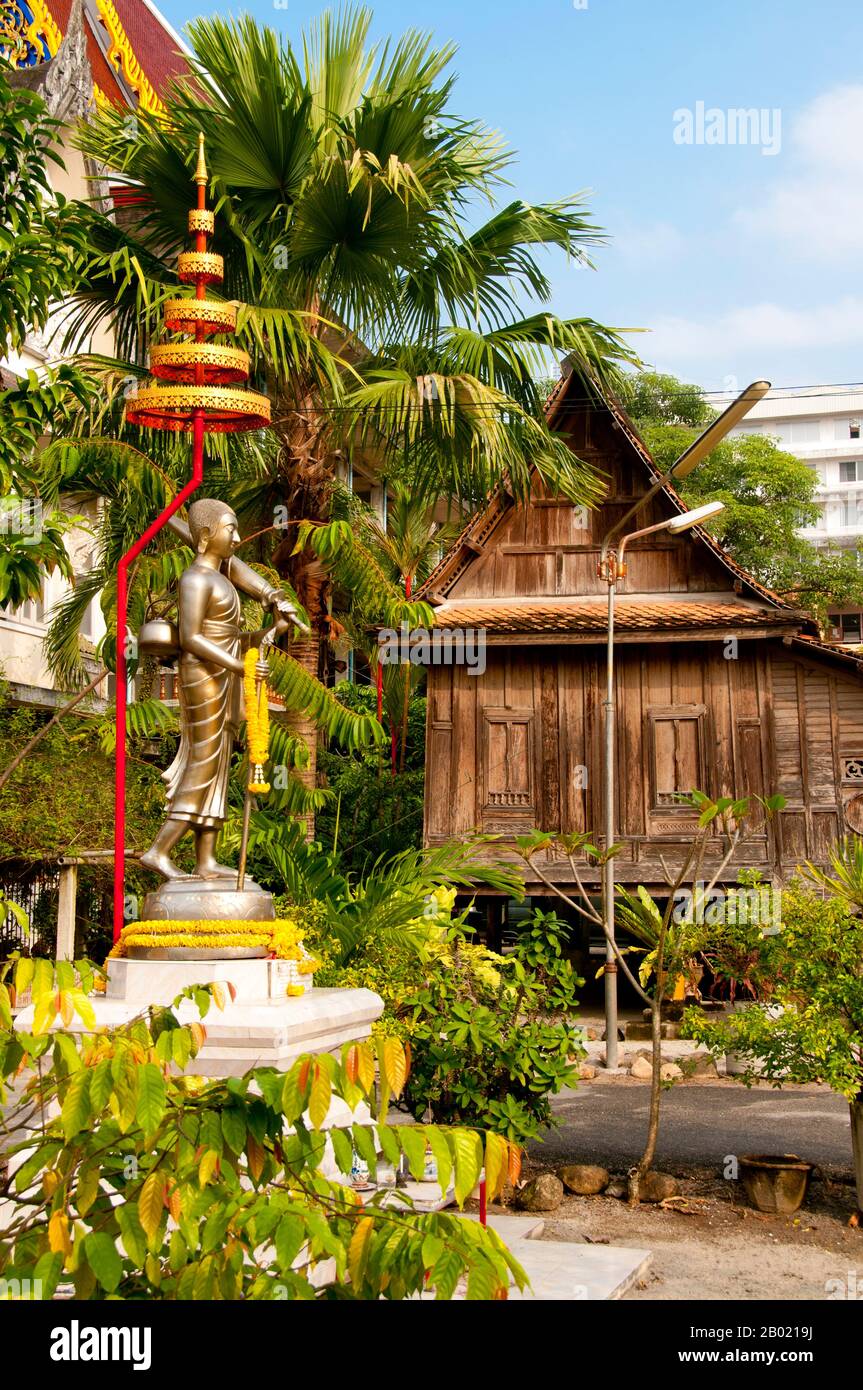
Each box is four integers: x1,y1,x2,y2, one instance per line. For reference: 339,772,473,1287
851,1097,863,1218
282,631,321,841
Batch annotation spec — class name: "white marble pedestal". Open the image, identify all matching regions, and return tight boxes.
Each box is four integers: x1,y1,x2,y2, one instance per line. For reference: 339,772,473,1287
17,958,384,1078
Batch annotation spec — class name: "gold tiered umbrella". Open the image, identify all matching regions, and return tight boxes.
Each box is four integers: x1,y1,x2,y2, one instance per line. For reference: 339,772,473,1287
125,136,270,434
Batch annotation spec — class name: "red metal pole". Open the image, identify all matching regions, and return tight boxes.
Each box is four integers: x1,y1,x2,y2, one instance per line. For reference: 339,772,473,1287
112,421,204,939
112,177,209,942
479,1177,487,1226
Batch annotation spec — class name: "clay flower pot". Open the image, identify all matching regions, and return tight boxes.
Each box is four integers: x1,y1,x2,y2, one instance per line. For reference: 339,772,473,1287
738,1153,813,1214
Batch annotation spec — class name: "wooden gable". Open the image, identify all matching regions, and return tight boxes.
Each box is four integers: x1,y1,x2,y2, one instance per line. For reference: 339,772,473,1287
422,373,790,614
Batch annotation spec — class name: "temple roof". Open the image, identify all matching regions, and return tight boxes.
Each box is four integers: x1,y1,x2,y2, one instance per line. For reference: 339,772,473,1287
2,0,188,113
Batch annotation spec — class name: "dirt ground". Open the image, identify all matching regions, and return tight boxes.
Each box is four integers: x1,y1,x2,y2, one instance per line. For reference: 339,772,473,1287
509,1162,862,1300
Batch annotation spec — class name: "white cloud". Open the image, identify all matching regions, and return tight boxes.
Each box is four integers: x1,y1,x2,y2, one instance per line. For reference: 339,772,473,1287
645,296,863,364
734,84,863,261
612,220,685,267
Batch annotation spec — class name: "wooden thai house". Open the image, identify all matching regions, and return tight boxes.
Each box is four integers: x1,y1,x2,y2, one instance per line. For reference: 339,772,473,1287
418,368,863,906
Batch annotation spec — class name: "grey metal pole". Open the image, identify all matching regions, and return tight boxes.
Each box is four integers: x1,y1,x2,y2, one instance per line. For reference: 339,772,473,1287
603,569,619,1069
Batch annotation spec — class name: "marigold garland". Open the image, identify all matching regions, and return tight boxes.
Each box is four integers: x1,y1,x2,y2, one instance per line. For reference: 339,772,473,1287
107,918,320,977
244,647,270,793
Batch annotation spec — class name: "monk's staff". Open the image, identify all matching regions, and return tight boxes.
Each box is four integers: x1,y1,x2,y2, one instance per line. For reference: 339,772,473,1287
236,614,291,892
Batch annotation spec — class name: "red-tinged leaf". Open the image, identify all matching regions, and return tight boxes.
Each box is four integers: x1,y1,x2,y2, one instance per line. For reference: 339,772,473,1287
356,1043,375,1093
246,1133,265,1183
298,1057,311,1091
226,981,237,1003
166,1185,182,1223
508,1143,523,1187
344,1043,360,1085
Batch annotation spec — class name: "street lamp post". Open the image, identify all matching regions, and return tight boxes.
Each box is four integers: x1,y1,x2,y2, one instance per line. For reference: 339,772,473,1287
594,377,772,1069
597,501,725,1068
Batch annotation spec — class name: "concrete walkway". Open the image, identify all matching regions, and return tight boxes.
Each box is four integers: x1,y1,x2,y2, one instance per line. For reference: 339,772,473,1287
464,1212,652,1301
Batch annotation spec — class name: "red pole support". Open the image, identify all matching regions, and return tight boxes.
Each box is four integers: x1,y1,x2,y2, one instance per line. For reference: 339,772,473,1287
479,1177,487,1226
112,416,204,940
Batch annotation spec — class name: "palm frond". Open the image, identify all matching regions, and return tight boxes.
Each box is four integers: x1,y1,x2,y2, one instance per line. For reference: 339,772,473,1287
266,648,385,750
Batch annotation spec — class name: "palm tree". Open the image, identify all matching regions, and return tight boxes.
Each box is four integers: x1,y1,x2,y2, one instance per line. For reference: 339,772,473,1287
53,7,636,812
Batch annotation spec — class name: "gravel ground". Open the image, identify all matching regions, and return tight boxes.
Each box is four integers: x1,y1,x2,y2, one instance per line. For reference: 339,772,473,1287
514,1075,863,1301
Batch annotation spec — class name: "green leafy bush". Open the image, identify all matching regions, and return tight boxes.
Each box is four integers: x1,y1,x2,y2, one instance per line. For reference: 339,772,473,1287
313,907,583,1144
683,884,863,1099
316,685,426,873
401,911,583,1142
0,959,526,1300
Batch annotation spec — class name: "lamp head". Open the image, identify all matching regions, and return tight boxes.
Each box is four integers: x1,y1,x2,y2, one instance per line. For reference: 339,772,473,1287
666,500,725,533
671,381,771,480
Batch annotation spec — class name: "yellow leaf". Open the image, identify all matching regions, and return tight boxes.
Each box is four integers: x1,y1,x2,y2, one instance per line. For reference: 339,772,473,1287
167,1184,182,1223
198,1149,220,1188
42,1168,60,1200
75,1167,100,1216
348,1216,374,1289
484,1132,509,1202
211,983,226,1011
382,1037,407,1098
48,1211,72,1260
188,1022,206,1054
308,1061,331,1131
138,1170,166,1242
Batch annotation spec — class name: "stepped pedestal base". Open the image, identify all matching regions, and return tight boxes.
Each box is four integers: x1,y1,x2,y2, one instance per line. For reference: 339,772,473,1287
19,958,384,1078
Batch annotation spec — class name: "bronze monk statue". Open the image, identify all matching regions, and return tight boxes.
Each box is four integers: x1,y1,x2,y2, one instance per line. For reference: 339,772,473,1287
138,498,298,881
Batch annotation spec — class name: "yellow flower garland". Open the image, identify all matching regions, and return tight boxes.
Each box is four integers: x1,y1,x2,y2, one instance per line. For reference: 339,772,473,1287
244,647,270,793
108,918,320,976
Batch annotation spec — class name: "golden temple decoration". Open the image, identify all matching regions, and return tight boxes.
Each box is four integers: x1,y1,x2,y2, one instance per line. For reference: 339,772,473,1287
163,298,237,335
149,342,250,384
128,384,271,432
188,209,215,235
177,251,225,284
126,155,270,434
1,0,61,64
93,0,165,117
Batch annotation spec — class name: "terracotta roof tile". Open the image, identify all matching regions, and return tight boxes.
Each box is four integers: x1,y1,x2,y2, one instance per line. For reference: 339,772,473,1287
433,598,800,635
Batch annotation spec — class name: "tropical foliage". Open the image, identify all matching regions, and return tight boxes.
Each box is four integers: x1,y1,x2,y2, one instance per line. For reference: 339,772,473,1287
0,958,526,1299
626,368,863,622
683,882,863,1212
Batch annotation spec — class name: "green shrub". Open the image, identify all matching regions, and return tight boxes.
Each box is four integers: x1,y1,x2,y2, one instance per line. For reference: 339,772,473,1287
312,906,584,1145
0,959,526,1300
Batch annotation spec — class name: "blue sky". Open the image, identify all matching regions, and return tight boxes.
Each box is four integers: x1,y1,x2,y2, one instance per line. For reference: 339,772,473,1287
163,0,863,393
